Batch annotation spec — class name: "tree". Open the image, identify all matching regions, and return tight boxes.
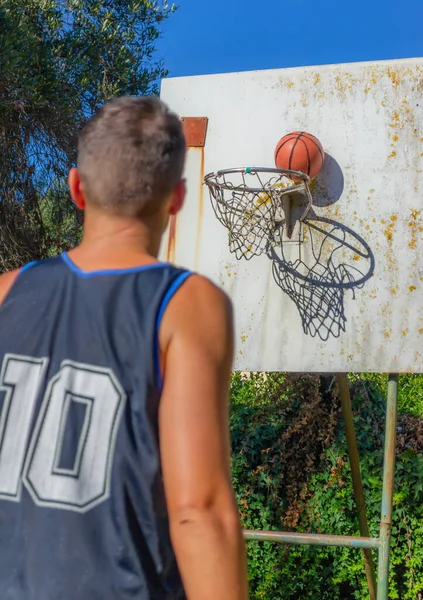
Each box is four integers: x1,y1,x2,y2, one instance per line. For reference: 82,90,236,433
0,0,175,271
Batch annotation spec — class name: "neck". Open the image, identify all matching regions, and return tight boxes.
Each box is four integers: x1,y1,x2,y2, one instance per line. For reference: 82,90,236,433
69,207,167,269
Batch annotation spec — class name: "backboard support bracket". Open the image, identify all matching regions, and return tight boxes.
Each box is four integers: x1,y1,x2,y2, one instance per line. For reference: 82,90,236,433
281,191,308,242
181,117,209,147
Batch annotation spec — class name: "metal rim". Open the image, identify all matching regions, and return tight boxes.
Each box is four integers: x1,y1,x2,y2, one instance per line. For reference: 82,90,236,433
204,167,310,193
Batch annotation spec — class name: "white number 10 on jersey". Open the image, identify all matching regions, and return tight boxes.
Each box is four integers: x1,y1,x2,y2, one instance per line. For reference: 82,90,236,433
0,354,126,513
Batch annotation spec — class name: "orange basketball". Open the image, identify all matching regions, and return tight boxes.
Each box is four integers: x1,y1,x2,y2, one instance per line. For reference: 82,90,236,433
274,131,325,179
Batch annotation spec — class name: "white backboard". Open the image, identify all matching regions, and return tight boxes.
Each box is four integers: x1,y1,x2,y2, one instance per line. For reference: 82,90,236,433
160,58,423,373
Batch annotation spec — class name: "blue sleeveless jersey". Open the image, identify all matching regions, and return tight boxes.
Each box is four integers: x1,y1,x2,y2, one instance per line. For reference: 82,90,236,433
0,253,191,600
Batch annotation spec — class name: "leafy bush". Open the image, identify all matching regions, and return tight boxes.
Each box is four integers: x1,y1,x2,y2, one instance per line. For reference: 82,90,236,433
351,373,423,416
230,373,423,599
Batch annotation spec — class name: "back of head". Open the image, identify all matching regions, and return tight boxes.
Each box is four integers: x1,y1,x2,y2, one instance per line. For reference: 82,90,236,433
77,96,186,217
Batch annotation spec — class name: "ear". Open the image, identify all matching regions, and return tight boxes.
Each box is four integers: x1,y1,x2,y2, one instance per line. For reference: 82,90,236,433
68,168,86,210
169,179,186,216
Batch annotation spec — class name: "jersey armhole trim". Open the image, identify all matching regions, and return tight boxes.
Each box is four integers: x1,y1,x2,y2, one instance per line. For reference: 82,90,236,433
154,271,193,391
18,261,39,276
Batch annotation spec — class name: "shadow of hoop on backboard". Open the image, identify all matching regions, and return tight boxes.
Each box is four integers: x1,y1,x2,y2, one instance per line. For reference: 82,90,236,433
267,217,375,341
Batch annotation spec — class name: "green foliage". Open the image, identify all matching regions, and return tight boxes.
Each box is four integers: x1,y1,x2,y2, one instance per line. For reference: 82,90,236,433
0,0,175,270
38,184,83,256
351,373,423,416
230,374,423,599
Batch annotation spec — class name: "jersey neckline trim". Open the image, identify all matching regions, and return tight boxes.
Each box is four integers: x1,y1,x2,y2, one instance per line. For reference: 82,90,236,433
61,252,171,278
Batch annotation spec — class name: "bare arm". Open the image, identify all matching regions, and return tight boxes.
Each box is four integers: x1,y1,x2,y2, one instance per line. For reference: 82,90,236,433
159,275,248,600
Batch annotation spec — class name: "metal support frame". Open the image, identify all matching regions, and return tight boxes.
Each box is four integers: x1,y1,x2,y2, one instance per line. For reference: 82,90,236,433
243,373,399,600
377,374,398,598
338,374,377,600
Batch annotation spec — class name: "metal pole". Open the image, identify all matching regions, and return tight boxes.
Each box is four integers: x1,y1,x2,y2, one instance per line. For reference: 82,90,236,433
337,374,377,600
377,374,398,600
244,530,380,549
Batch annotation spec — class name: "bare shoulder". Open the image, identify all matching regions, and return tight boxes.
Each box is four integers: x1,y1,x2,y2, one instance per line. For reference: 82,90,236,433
183,273,231,307
159,273,234,361
0,269,20,306
167,273,233,326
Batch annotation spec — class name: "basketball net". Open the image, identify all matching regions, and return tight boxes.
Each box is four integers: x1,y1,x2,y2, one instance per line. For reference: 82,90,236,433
206,168,311,260
205,168,374,341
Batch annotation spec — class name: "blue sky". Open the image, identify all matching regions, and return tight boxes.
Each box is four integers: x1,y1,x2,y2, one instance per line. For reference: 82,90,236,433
158,0,422,78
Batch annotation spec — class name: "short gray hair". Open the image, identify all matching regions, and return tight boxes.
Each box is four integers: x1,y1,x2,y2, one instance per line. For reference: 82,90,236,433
77,96,186,216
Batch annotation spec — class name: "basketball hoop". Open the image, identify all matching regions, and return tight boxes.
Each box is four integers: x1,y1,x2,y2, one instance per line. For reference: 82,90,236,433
204,166,374,340
204,167,313,259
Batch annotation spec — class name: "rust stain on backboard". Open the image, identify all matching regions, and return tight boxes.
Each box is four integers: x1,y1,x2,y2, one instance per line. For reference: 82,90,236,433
166,118,208,264
166,215,177,263
195,148,205,268
181,117,208,147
